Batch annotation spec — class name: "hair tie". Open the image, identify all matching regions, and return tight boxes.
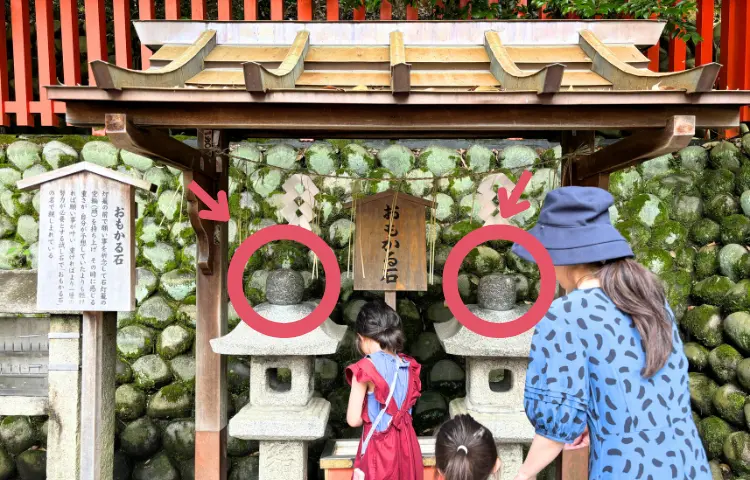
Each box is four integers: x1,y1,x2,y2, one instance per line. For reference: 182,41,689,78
457,445,468,454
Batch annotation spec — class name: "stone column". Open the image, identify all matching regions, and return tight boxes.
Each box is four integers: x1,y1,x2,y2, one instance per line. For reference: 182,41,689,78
211,270,346,480
435,274,535,480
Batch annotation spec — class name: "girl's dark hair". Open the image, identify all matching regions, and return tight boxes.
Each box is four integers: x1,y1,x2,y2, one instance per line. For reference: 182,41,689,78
594,257,673,378
355,300,405,353
435,415,498,480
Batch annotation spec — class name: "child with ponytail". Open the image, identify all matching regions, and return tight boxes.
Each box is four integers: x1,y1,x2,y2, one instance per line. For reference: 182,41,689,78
435,415,501,480
345,300,423,480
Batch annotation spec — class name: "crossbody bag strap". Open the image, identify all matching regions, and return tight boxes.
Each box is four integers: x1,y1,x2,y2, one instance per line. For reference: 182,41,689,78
361,359,401,456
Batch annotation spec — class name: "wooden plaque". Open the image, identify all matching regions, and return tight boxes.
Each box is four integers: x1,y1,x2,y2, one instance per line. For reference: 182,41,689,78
346,191,430,292
18,163,153,312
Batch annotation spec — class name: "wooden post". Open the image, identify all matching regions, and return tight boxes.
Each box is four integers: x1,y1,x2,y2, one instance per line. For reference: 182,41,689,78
79,312,116,480
194,130,229,480
554,130,595,480
385,291,397,311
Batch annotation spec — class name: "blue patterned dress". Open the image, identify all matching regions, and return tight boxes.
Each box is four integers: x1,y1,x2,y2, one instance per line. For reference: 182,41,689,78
524,288,711,480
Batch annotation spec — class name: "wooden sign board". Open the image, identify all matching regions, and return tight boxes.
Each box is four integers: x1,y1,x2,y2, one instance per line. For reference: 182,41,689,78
344,191,431,292
17,163,155,312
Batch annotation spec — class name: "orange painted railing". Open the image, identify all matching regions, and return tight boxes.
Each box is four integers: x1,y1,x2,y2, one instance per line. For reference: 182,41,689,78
0,0,741,127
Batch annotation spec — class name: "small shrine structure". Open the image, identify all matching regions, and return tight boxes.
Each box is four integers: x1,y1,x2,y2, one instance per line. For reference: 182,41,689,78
44,18,750,480
211,270,346,480
436,274,534,480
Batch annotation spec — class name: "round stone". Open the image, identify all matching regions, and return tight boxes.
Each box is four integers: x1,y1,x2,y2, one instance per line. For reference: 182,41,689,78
478,274,517,311
0,417,36,455
131,354,172,390
42,140,79,169
132,452,178,480
14,449,45,480
147,383,193,418
162,419,195,459
115,384,147,421
265,270,304,305
119,416,162,457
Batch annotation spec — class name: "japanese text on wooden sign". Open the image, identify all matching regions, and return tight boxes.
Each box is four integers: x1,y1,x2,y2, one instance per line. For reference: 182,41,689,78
37,173,135,312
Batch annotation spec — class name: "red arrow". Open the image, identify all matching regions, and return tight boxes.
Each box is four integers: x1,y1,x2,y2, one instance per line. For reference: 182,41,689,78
187,181,230,222
497,170,532,219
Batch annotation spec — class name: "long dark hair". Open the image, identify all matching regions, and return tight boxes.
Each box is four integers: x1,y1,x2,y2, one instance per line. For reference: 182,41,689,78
435,415,498,480
355,299,405,353
594,257,673,378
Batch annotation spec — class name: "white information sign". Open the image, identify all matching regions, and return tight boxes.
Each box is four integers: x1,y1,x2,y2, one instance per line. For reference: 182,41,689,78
17,163,151,312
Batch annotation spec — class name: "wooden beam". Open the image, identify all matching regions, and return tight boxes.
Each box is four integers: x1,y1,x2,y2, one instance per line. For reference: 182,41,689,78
91,30,217,90
389,31,411,94
193,129,229,480
242,31,310,93
104,113,215,180
575,115,695,181
73,103,731,135
483,31,564,94
579,30,720,93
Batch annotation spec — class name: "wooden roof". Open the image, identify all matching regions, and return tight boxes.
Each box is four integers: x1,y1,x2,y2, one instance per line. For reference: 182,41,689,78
46,21,750,134
16,162,156,192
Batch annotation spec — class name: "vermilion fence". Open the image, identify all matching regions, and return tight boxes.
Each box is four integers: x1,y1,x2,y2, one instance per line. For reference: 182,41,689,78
0,0,745,128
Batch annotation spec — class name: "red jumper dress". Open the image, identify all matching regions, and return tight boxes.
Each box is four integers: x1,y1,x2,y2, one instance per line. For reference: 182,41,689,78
345,353,423,480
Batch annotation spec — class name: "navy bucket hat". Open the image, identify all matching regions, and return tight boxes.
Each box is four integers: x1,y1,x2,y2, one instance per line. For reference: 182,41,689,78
511,186,634,266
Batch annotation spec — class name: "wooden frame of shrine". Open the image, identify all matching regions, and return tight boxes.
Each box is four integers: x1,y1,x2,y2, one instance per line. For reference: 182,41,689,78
46,19,750,480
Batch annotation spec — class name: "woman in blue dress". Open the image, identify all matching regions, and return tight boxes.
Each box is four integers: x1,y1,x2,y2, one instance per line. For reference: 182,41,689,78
510,187,711,480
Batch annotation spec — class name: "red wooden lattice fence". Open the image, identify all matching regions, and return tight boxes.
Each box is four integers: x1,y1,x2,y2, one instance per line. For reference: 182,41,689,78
0,0,744,128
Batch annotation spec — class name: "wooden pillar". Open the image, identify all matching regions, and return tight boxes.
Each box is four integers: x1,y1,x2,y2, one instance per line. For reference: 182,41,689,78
555,130,595,480
194,130,229,480
79,312,117,480
385,291,397,310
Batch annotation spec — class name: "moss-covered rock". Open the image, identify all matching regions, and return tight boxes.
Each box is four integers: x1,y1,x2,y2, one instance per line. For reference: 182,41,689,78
465,145,494,173
725,431,750,474
615,219,651,250
117,325,155,360
409,332,445,366
465,246,504,276
690,372,719,416
341,143,375,176
648,220,688,250
690,218,722,246
169,353,196,386
693,276,735,309
121,150,154,172
624,193,668,227
413,390,448,436
725,312,750,354
42,140,78,169
119,417,161,458
0,446,14,480
227,358,251,394
714,383,747,426
418,145,459,177
0,239,25,270
143,167,175,191
132,451,179,480
162,419,195,459
314,358,339,395
706,193,741,221
115,384,147,421
672,195,704,225
229,456,259,480
424,193,455,222
609,168,642,201
710,344,744,383
639,154,673,180
157,325,193,360
6,141,41,171
711,141,742,172
375,144,413,177
683,304,724,348
720,244,749,282
698,416,734,462
428,359,465,397
678,145,709,172
723,215,750,245
147,382,193,418
685,342,710,371
116,357,133,385
248,168,283,198
142,242,177,273
304,141,338,175
738,359,750,391
81,141,119,168
136,295,175,329
0,417,36,455
132,354,173,390
159,269,196,302
14,449,45,480
701,169,736,198
636,249,673,276
441,220,478,245
725,280,750,313
500,145,538,171
134,268,158,305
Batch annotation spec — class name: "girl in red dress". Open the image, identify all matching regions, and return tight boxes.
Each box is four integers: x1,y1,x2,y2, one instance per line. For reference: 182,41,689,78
345,300,423,480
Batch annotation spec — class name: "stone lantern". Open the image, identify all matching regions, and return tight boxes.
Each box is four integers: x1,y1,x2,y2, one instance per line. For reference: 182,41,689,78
211,270,346,480
435,274,535,480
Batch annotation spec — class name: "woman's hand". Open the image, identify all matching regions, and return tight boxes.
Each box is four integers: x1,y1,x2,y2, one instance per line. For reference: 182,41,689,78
564,427,590,450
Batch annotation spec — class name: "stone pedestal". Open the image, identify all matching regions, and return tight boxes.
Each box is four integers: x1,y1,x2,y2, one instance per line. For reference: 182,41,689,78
211,270,346,480
435,274,535,480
